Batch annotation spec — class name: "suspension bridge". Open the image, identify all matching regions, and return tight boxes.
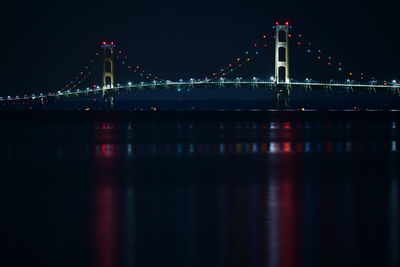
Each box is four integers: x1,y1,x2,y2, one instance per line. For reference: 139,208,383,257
1,22,399,109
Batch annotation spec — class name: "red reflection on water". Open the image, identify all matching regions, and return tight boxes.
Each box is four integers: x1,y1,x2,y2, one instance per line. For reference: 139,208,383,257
93,173,119,267
100,122,115,130
283,142,292,153
92,122,120,267
278,154,301,267
92,161,120,267
94,144,117,158
283,122,292,129
280,173,296,267
93,121,118,158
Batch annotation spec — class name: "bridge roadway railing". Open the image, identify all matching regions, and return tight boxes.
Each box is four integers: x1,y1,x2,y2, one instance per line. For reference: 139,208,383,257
1,79,399,102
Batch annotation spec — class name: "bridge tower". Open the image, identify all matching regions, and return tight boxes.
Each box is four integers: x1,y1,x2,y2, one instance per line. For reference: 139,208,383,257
274,22,291,108
101,42,116,109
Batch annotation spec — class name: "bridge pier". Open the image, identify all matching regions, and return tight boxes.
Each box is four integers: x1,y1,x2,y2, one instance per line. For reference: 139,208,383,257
102,92,115,110
40,97,46,110
274,84,291,109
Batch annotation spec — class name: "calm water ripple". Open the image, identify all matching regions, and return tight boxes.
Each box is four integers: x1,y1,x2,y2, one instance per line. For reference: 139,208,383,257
0,111,399,267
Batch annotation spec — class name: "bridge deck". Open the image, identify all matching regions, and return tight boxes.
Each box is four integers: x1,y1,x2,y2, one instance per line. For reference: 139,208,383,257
1,80,399,102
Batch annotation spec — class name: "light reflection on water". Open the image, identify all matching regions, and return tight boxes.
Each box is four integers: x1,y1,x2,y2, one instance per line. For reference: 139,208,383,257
1,115,399,267
88,140,398,158
87,155,399,267
3,118,400,159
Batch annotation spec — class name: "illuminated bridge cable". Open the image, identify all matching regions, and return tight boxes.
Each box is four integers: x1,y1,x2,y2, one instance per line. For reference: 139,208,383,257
116,49,167,82
59,52,101,92
62,67,98,92
202,34,271,81
206,34,270,80
290,30,386,83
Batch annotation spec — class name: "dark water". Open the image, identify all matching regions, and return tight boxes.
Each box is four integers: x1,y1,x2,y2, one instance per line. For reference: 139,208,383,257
1,111,399,267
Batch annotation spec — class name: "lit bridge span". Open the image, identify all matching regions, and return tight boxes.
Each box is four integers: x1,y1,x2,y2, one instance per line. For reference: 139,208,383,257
1,22,399,109
3,79,399,101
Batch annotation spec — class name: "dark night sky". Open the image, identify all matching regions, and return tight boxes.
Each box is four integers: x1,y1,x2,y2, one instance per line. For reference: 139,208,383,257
2,0,399,97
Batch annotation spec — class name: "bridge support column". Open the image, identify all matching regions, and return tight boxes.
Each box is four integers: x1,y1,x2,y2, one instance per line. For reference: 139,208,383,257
102,93,115,110
101,42,116,110
274,84,291,109
274,22,291,109
40,97,46,110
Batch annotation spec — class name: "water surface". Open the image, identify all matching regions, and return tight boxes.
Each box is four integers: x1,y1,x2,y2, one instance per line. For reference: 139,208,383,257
1,111,399,267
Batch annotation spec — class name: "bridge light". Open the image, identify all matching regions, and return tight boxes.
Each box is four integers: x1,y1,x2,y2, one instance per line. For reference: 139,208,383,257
128,82,132,86
392,80,397,84
270,76,275,81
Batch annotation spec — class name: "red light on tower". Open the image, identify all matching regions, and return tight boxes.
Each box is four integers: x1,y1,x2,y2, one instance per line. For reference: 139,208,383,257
102,41,106,45
275,21,279,25
285,21,289,26
111,41,114,45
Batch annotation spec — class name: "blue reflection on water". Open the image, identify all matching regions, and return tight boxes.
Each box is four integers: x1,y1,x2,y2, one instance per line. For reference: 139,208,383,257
1,114,399,267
